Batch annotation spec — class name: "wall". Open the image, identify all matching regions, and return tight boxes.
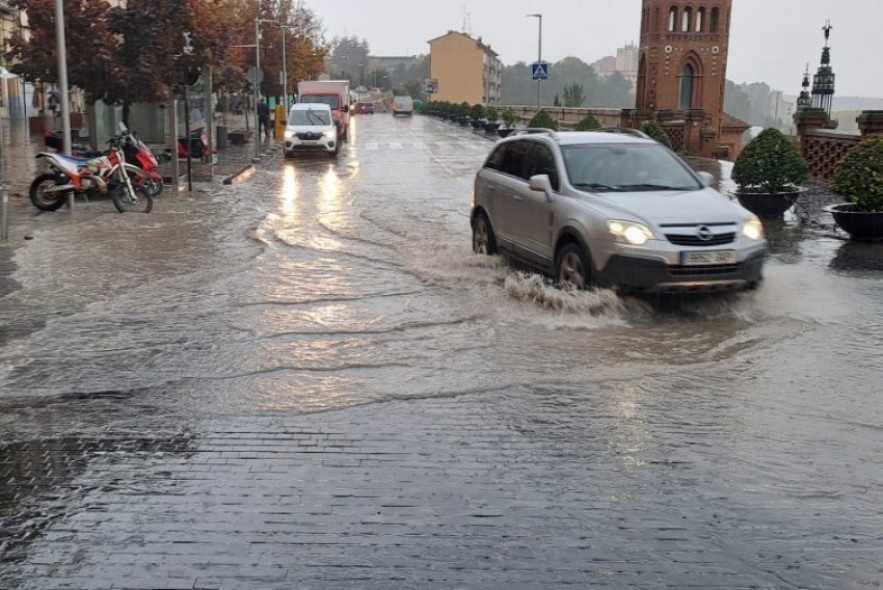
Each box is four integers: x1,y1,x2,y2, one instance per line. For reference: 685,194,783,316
430,33,483,105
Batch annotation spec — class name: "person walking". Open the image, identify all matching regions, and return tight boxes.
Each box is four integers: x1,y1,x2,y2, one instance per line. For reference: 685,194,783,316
257,98,270,142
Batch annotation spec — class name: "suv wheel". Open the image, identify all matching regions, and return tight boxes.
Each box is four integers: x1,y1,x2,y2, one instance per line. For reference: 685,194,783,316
472,212,497,255
557,243,592,289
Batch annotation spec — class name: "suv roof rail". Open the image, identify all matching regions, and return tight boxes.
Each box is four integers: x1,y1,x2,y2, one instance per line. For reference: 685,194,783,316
595,127,651,139
513,128,559,138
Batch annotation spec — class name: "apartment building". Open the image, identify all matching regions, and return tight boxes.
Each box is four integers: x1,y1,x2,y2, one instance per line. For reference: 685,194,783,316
428,30,502,106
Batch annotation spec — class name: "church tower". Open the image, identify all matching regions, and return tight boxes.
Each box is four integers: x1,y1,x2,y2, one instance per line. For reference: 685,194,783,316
635,0,734,158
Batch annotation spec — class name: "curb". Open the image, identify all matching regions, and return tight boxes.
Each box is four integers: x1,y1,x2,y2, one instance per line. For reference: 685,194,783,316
222,164,256,185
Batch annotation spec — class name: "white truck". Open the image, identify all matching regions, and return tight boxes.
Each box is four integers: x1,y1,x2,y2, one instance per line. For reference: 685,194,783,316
296,80,352,141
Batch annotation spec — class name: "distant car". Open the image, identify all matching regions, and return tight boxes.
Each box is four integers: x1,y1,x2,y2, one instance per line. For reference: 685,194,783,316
357,102,375,114
283,103,338,158
392,96,414,116
470,128,768,294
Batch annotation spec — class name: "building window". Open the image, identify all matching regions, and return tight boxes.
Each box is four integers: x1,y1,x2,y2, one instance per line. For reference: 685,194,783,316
696,7,705,31
682,7,692,32
668,6,678,32
680,63,694,110
710,7,720,32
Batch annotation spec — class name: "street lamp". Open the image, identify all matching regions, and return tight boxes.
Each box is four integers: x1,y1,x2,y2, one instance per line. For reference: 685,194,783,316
527,13,542,109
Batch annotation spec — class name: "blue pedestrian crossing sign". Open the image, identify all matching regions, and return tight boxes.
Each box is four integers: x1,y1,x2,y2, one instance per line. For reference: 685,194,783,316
531,61,549,80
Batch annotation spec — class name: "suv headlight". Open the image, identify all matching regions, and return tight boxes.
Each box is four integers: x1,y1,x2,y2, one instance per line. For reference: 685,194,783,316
284,130,294,139
742,217,764,241
607,220,654,246
322,130,336,139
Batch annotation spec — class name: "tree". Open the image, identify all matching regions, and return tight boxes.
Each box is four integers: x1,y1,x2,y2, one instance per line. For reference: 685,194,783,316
528,109,557,130
562,83,586,107
329,36,369,84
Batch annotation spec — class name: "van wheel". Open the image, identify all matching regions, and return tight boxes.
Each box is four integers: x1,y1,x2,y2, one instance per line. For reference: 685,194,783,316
472,212,497,255
556,243,592,290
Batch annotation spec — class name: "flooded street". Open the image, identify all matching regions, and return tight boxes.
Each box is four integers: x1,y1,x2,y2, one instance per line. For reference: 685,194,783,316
1,114,882,589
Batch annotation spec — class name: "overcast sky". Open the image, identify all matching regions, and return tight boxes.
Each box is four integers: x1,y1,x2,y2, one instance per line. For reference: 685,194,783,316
317,0,881,98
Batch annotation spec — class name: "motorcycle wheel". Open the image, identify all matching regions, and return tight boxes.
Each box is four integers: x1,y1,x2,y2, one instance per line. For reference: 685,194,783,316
29,173,70,212
111,182,153,214
143,176,164,197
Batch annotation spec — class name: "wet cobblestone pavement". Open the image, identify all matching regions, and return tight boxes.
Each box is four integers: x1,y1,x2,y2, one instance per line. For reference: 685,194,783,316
1,114,882,589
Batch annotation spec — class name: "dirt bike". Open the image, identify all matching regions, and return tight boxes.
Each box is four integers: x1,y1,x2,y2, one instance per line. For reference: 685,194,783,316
45,126,164,198
30,126,153,213
119,124,164,197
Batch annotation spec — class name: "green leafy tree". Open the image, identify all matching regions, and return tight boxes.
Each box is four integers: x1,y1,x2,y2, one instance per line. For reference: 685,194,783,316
562,82,586,107
732,127,809,194
528,109,557,130
501,107,518,129
470,103,485,120
485,107,499,122
640,120,672,148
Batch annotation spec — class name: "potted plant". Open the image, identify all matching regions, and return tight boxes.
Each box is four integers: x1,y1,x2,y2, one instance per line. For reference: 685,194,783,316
731,127,809,218
574,114,601,131
527,109,558,131
826,135,883,240
497,107,518,137
640,120,672,148
470,103,485,129
457,102,471,126
484,107,500,133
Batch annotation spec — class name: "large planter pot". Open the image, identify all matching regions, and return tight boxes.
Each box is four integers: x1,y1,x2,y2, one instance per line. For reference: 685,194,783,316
458,117,470,127
734,189,804,219
824,203,883,241
484,122,500,133
470,119,484,129
497,128,515,138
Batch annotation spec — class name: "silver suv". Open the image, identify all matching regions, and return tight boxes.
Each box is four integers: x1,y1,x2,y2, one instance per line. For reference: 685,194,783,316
471,129,767,294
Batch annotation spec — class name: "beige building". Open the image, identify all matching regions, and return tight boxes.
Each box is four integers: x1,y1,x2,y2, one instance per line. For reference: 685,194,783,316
428,30,502,106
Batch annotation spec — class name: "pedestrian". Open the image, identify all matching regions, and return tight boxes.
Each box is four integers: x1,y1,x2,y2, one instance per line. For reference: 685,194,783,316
48,91,59,118
257,98,270,141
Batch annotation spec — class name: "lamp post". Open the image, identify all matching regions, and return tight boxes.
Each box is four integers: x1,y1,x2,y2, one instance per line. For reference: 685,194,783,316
527,13,542,109
253,17,262,161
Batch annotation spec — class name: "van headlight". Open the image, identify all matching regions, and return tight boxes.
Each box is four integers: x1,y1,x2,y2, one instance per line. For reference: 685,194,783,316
742,217,765,241
322,130,336,139
607,220,654,245
283,130,294,139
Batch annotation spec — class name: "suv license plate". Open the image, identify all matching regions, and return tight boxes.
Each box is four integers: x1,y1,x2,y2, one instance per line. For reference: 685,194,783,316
300,140,318,145
681,250,737,266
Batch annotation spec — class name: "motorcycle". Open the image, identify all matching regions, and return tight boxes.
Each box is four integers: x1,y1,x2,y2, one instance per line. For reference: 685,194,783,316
45,126,164,198
119,124,164,197
30,125,153,213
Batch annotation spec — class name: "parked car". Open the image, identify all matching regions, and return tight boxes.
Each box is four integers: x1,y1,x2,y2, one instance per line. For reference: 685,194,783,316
283,103,338,158
357,102,375,114
470,128,768,294
392,96,414,116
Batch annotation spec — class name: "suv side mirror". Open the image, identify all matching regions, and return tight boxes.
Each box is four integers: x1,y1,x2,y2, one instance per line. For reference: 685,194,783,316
529,174,554,202
697,171,714,187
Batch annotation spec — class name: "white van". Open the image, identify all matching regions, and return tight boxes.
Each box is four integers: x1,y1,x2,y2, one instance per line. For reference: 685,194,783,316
392,95,414,116
283,103,338,158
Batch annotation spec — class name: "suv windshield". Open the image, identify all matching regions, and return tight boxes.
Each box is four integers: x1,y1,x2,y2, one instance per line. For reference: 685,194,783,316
289,109,331,126
561,143,700,192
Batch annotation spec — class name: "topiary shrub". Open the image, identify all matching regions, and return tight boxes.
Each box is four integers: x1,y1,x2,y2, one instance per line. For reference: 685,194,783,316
640,120,672,148
831,135,883,212
485,107,499,122
501,107,517,129
574,114,600,131
470,103,486,121
732,127,808,194
528,109,558,131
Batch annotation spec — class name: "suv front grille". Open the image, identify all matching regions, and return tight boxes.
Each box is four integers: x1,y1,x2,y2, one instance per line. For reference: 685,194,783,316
670,264,741,276
296,132,323,140
666,232,736,247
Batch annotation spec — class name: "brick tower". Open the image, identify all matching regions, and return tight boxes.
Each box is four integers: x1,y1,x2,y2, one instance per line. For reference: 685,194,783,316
635,0,737,158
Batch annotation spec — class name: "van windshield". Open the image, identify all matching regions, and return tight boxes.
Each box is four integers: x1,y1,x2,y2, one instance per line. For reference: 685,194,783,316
300,95,341,110
289,109,331,126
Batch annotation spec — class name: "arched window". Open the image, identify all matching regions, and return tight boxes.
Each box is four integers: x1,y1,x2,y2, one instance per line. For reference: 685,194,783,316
696,7,705,32
682,7,692,32
680,64,694,110
710,7,720,32
668,6,678,32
